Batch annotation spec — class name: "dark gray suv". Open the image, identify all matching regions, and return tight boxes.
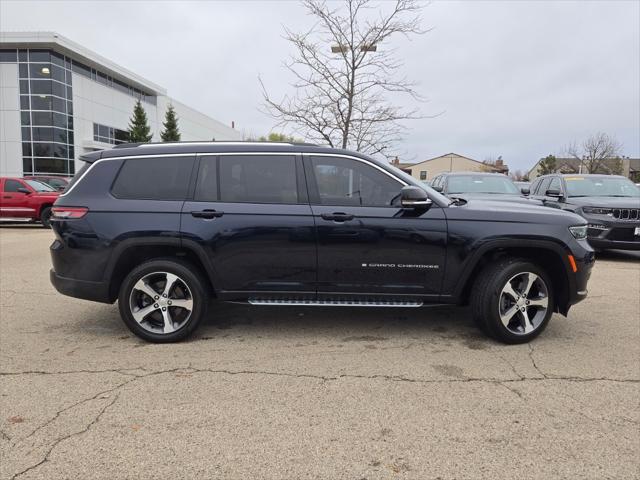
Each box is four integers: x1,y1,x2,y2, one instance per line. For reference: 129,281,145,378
530,174,640,250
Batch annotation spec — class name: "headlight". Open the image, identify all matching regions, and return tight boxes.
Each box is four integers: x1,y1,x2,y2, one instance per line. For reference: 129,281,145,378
569,225,588,239
582,207,612,215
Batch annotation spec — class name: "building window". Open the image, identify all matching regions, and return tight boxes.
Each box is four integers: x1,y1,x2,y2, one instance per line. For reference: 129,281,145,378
420,171,427,180
18,48,75,176
71,60,156,105
93,123,129,145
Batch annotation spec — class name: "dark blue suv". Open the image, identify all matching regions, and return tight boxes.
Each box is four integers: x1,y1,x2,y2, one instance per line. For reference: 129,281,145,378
50,142,594,344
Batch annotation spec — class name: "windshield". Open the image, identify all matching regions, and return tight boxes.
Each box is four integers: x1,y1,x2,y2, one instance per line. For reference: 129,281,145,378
25,180,56,192
447,175,520,195
565,176,640,197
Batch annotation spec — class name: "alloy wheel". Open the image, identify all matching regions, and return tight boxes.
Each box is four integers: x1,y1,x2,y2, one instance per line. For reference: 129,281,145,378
498,272,549,335
128,271,193,334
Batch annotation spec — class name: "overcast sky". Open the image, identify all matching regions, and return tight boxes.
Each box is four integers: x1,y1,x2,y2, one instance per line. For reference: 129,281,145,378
2,0,638,170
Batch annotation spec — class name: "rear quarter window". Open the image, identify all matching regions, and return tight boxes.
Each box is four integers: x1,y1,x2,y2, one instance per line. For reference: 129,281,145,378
111,156,195,200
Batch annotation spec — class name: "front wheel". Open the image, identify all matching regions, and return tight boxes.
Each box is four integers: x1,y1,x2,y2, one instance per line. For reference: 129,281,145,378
471,259,554,344
118,259,208,342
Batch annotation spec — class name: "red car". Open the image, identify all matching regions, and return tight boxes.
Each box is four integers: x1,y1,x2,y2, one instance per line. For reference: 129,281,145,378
0,177,60,228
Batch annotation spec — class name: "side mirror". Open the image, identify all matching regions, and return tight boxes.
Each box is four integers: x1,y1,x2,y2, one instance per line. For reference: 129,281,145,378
431,185,443,193
400,186,432,210
545,189,562,198
521,187,530,195
17,187,31,194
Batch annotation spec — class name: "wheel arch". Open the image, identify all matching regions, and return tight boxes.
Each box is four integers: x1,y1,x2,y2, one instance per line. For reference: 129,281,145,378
454,239,574,315
104,237,217,302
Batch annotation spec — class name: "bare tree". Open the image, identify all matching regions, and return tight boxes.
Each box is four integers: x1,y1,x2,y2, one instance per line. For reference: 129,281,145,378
261,0,428,157
567,132,623,174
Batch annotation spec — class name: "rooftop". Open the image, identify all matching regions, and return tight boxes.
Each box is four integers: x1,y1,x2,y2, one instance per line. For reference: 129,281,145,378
0,31,166,96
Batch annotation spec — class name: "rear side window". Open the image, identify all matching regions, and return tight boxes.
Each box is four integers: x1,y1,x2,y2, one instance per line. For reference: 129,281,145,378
218,155,298,204
111,156,195,200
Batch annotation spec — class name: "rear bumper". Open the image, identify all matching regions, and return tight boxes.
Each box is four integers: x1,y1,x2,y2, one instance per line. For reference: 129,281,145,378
50,269,112,304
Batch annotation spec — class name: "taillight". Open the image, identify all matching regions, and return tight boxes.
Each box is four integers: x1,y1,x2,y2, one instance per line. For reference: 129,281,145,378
51,207,88,219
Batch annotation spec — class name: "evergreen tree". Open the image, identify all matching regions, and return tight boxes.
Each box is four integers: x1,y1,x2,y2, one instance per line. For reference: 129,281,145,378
538,155,557,175
160,104,181,142
128,100,153,142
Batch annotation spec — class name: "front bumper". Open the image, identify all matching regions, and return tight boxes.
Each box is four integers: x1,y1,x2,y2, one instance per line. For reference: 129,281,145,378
50,269,112,304
584,216,640,251
566,245,594,309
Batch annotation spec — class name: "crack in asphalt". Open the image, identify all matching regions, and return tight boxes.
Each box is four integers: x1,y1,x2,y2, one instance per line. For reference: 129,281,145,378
11,393,120,480
528,343,548,379
3,365,639,478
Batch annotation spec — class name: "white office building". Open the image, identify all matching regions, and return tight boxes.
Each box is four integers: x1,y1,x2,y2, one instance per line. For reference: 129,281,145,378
0,32,241,177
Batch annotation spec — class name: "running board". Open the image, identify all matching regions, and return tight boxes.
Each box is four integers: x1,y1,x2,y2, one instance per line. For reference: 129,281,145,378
248,299,423,307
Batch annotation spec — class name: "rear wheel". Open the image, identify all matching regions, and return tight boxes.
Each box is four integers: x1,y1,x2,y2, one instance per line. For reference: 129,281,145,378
471,259,554,344
40,206,52,228
118,259,208,342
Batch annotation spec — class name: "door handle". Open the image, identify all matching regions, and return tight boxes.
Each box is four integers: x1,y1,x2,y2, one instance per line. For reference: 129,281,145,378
191,209,224,219
321,212,354,222
3,196,11,199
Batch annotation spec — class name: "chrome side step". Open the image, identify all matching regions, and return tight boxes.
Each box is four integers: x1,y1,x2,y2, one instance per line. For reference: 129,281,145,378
248,299,423,307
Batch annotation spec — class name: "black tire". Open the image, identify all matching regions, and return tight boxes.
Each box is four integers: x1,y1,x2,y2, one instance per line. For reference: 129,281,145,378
470,258,554,344
40,206,52,228
118,258,208,343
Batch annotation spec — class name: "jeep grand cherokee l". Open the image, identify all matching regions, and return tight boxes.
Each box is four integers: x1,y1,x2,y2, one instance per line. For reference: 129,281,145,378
49,142,594,344
530,174,640,250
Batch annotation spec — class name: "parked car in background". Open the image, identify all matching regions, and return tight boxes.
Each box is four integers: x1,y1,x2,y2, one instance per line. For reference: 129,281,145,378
530,174,640,251
429,172,539,205
24,175,71,192
50,142,593,344
514,181,531,191
0,177,60,227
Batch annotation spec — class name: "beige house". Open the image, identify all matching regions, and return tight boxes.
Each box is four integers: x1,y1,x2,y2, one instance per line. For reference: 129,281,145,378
528,157,640,182
392,153,509,182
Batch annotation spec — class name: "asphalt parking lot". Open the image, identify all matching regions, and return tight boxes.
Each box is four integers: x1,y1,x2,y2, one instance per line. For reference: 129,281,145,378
0,226,638,480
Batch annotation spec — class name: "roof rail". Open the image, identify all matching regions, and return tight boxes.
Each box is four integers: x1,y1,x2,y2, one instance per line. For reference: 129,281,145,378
113,142,143,149
134,141,319,148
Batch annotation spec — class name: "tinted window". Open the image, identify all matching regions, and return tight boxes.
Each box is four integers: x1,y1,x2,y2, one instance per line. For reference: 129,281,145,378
111,156,195,200
194,156,218,202
219,155,298,204
0,50,17,62
311,156,402,207
3,180,24,192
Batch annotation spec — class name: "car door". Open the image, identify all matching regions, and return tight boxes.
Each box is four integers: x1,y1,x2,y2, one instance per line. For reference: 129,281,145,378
303,154,447,302
181,153,317,301
0,179,35,218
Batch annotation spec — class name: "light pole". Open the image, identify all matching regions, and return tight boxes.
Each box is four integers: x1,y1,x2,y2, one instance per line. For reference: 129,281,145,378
331,44,377,53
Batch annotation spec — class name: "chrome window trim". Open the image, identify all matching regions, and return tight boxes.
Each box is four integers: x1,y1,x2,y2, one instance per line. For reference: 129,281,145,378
62,151,407,197
300,152,408,186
